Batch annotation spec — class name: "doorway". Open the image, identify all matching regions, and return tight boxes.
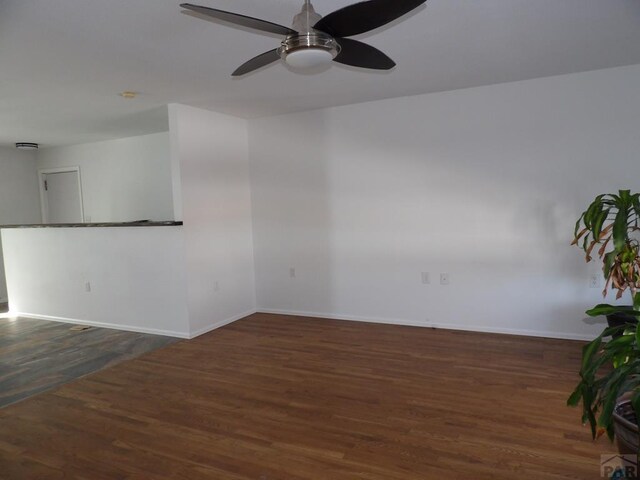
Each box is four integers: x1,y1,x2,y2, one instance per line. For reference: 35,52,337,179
38,167,84,223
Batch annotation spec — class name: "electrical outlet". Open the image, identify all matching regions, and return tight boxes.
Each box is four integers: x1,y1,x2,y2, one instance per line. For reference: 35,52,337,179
85,281,91,293
440,273,450,285
421,272,430,284
589,275,600,288
289,267,296,278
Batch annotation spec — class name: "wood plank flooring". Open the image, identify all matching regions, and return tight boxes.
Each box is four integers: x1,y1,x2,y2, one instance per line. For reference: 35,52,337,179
0,316,177,408
0,313,614,479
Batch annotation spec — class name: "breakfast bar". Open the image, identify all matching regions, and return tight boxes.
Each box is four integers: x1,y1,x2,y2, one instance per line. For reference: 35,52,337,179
0,221,190,337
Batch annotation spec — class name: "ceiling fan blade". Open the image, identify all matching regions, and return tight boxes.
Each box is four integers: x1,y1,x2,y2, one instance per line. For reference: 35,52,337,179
333,38,395,70
181,3,297,36
232,49,281,76
314,0,426,38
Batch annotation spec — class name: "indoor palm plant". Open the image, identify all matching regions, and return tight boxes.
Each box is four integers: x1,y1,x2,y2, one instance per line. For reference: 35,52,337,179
569,190,640,453
568,320,640,451
572,190,640,316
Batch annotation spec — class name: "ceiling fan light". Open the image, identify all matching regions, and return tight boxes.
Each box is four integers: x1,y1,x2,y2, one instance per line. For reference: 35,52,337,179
285,48,334,69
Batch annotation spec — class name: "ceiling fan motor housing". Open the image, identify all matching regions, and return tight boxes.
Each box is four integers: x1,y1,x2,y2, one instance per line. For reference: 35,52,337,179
278,32,340,61
279,2,340,63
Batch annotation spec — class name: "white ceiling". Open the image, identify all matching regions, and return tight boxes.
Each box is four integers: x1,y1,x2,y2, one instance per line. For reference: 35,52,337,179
1,0,639,147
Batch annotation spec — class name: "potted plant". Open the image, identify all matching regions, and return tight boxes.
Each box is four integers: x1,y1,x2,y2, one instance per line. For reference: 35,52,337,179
569,190,640,463
568,320,640,454
572,190,640,326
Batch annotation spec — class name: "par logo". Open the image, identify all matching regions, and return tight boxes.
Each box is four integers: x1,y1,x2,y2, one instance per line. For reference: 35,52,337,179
601,454,637,478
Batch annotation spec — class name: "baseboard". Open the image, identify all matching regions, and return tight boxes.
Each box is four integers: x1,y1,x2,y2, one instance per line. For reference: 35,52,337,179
10,308,258,340
188,308,257,339
11,311,190,339
257,308,596,341
10,307,595,342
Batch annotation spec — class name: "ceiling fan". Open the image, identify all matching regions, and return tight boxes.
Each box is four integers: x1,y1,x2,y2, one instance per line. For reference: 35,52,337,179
180,0,426,76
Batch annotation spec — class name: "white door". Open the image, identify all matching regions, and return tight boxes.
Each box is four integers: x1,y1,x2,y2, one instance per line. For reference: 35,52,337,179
42,170,83,223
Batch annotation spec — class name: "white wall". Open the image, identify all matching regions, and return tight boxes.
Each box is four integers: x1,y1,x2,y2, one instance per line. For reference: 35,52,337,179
1,227,190,336
169,104,256,336
1,107,255,339
248,64,640,340
0,147,41,302
37,132,174,222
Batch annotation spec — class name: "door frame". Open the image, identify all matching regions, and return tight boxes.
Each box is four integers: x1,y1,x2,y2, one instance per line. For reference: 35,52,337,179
38,166,85,224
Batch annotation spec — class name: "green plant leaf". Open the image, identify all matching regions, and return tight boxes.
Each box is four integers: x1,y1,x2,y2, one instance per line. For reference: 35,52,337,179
586,201,603,230
604,251,617,279
598,366,629,432
592,208,610,242
581,336,602,374
631,193,640,216
574,215,586,241
613,208,629,252
585,195,605,227
606,423,615,442
585,304,639,317
604,333,634,352
567,384,583,406
581,355,611,384
619,190,632,204
582,385,598,439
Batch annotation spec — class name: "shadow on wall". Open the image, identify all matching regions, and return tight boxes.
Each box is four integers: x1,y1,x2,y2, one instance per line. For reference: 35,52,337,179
251,109,333,314
247,69,640,339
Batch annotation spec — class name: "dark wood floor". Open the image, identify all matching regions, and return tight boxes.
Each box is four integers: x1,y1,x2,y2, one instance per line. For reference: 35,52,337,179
0,316,177,408
0,313,613,479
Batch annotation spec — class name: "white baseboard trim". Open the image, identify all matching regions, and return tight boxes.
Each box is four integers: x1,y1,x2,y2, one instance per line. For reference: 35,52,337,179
11,311,190,339
10,307,595,342
257,308,596,342
188,308,257,339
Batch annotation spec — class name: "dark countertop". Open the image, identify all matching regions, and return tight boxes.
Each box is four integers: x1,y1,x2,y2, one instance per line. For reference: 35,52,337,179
0,221,183,229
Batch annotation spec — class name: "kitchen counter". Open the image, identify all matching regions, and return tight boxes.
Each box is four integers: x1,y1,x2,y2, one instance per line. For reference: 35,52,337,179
0,221,182,228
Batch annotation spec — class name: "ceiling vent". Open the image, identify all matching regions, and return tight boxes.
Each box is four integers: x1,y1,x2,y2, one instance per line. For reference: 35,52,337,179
15,142,39,150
